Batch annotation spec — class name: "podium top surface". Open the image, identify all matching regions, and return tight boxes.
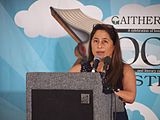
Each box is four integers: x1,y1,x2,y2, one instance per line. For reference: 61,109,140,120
26,72,102,89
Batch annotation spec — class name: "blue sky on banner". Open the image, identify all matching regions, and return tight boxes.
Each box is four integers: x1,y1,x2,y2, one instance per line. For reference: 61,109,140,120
0,0,160,120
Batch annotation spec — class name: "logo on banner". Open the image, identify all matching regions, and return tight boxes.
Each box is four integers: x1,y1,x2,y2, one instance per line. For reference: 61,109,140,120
103,4,160,87
104,4,160,68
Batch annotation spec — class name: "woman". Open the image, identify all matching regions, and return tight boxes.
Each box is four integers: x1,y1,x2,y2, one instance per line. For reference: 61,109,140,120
70,24,136,119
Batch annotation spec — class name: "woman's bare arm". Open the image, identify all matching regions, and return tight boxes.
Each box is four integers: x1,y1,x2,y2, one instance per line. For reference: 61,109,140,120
114,64,136,104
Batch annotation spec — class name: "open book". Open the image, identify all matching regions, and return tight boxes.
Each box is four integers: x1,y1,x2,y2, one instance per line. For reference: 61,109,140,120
50,7,103,64
50,7,102,43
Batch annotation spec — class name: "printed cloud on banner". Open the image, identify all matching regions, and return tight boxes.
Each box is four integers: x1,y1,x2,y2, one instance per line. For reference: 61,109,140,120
126,102,159,120
103,4,160,29
14,0,103,38
150,82,160,94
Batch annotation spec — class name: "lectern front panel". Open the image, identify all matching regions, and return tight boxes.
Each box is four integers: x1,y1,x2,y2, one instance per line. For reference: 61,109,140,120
32,89,93,120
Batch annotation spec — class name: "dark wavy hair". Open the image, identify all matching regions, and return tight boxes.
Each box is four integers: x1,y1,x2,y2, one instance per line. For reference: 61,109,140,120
88,24,124,88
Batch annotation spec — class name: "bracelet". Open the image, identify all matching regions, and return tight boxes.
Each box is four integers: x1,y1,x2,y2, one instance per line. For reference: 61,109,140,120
114,88,120,92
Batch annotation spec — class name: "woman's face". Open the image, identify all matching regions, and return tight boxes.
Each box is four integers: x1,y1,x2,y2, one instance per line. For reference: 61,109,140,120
91,30,115,60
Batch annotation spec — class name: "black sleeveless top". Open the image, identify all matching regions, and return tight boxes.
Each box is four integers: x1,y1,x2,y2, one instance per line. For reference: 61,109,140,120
80,61,123,90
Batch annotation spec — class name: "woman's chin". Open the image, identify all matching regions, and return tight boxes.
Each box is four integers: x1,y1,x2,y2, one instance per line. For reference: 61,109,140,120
97,55,111,61
97,55,105,60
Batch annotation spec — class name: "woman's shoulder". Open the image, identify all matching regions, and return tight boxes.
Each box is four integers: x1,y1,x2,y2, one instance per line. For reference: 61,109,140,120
69,64,81,72
123,63,135,74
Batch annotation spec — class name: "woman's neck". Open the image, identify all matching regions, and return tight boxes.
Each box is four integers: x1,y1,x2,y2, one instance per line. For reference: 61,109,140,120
96,61,104,72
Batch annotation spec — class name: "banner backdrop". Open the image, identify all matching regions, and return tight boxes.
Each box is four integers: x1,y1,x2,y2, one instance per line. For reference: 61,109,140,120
0,0,160,120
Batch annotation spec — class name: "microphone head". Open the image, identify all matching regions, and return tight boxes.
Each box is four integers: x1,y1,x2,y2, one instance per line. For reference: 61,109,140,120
94,56,100,61
103,56,111,71
92,56,100,72
104,56,111,65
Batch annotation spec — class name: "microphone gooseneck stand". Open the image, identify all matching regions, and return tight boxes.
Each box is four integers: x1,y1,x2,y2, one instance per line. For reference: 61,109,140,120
100,56,118,120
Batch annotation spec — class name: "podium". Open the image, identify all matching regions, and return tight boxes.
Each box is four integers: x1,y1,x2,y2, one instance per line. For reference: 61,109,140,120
26,72,125,120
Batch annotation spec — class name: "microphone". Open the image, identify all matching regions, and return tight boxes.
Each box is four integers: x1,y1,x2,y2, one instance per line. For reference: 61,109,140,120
103,56,111,72
92,56,100,72
101,56,112,94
